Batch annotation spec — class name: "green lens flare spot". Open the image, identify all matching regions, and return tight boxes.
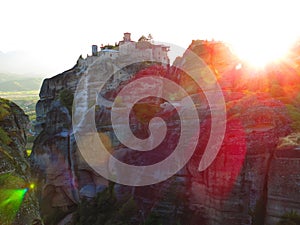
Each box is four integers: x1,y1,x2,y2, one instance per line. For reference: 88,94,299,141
29,183,35,189
0,189,27,224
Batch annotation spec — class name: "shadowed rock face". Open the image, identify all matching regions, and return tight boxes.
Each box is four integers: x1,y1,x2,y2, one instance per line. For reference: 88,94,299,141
31,55,163,224
0,98,40,225
31,63,88,224
174,41,300,225
266,148,300,225
187,93,292,225
32,41,300,225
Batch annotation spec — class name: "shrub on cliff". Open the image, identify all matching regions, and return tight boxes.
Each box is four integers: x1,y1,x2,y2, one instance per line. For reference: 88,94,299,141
58,89,74,114
0,100,10,120
0,127,12,145
0,99,12,145
75,183,138,225
286,104,300,132
277,211,300,225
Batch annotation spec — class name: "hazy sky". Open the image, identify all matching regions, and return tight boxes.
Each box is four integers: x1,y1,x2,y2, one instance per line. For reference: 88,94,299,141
1,0,300,77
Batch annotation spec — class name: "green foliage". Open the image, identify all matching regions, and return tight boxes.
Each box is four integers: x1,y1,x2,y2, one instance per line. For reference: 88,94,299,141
286,104,300,132
0,127,12,145
58,89,74,114
116,197,137,222
269,83,286,98
293,93,300,107
0,91,39,121
144,211,182,225
75,183,138,225
144,212,164,225
102,45,118,50
44,207,68,225
138,35,149,42
277,211,300,225
0,107,9,120
27,135,35,143
0,103,10,121
0,173,25,189
144,178,186,225
13,99,37,120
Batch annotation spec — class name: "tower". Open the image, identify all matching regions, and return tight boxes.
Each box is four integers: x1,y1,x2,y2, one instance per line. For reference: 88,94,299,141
92,45,98,56
123,32,131,42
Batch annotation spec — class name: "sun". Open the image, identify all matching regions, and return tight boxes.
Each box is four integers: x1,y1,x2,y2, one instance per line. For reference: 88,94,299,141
224,1,299,69
230,36,293,68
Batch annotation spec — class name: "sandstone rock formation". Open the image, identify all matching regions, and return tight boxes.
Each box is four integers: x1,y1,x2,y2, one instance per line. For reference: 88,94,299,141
31,53,161,224
31,39,300,225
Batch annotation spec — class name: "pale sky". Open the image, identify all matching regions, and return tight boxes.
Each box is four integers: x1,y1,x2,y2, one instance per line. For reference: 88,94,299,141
1,0,300,77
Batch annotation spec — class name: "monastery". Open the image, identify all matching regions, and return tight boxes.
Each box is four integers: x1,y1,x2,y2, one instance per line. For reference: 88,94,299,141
90,32,170,65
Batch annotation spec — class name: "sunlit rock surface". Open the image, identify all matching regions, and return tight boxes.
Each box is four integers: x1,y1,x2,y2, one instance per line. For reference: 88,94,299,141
31,39,300,225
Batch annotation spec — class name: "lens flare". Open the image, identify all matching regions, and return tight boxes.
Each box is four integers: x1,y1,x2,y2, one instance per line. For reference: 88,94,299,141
0,188,28,224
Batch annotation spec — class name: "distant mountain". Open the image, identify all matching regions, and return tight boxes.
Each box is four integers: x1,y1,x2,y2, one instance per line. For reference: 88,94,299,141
0,73,43,92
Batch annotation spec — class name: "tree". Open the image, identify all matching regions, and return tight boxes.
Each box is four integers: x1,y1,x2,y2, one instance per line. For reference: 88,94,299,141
58,89,74,114
138,35,149,42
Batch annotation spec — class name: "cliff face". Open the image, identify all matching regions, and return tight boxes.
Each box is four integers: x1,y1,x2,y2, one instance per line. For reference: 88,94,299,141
266,146,300,224
187,94,291,225
31,62,85,224
179,40,300,225
32,40,300,225
0,98,40,225
31,52,164,224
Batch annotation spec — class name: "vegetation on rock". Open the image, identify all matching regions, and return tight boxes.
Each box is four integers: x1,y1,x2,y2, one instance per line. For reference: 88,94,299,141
75,183,138,225
58,89,74,114
277,211,300,225
30,39,300,225
0,97,40,224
